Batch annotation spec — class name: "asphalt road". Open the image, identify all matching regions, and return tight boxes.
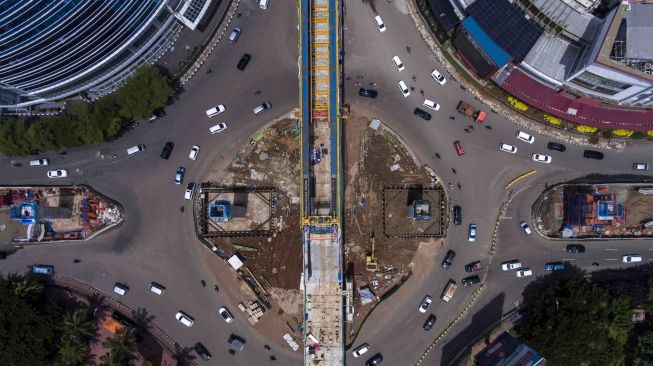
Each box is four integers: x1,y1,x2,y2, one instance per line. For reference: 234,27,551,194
2,0,653,366
344,1,653,365
0,2,300,365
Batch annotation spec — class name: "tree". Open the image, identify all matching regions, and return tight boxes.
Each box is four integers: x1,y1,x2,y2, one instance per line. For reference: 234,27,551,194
633,331,653,366
113,65,172,121
0,275,60,366
515,273,633,366
101,328,137,366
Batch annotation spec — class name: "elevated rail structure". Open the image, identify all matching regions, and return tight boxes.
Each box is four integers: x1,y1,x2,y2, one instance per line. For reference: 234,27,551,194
300,0,344,364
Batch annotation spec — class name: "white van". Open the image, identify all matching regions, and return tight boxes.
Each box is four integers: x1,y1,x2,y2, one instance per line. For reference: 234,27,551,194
253,102,271,115
259,0,268,9
29,158,49,167
175,311,195,327
113,283,129,296
148,282,166,295
127,144,146,155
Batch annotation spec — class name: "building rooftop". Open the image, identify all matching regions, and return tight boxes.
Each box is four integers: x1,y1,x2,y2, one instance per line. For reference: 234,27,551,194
522,33,581,83
528,0,602,43
625,4,653,60
465,0,544,63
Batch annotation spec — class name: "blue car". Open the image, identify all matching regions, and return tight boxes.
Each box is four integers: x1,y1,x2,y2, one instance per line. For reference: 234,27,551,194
32,264,54,275
175,167,185,185
545,262,565,271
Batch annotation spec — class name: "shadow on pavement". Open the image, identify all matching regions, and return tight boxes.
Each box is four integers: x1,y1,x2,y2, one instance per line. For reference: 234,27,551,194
439,292,505,366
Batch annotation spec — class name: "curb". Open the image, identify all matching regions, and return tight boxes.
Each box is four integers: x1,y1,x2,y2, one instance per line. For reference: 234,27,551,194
406,0,625,151
180,0,241,85
414,285,485,365
489,190,514,256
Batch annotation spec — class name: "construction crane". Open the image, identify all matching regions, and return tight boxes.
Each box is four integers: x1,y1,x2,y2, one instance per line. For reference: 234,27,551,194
365,233,378,272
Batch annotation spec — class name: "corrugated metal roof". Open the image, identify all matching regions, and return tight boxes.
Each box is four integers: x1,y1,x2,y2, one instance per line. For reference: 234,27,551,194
625,4,653,59
522,33,581,82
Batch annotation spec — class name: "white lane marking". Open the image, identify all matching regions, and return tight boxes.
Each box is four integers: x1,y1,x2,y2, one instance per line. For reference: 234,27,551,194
605,258,618,261
562,258,576,261
605,248,617,251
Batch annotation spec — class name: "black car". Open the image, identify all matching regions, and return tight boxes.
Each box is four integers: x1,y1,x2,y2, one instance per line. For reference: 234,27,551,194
359,88,378,98
413,107,432,121
194,342,212,361
423,314,436,331
566,244,586,253
441,250,456,269
160,142,174,160
547,142,566,152
237,53,251,70
583,150,604,160
453,205,462,225
228,334,246,352
462,275,481,286
366,353,383,366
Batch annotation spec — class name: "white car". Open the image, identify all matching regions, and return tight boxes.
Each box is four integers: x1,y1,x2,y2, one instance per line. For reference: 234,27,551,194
499,143,517,154
532,154,552,164
516,268,533,277
430,69,446,85
209,122,228,134
519,221,532,235
633,163,649,171
189,145,200,160
374,15,386,33
352,343,370,358
29,158,49,166
418,295,432,313
398,80,410,97
205,104,225,118
392,56,405,71
501,260,522,271
184,183,195,200
622,255,642,263
218,306,234,323
47,169,68,178
175,311,194,327
422,99,440,111
516,131,534,144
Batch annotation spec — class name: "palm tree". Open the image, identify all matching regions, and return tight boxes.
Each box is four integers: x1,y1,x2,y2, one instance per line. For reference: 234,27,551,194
57,339,90,366
171,346,196,366
12,277,43,300
61,309,97,343
101,328,137,366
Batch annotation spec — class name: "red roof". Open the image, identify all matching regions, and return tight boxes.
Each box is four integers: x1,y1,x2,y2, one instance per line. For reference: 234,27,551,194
499,69,653,131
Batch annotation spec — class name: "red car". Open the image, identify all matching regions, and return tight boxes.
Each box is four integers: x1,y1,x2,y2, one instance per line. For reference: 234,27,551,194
453,140,464,156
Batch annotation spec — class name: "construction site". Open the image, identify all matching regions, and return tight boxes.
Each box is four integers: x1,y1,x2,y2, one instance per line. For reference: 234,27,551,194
343,112,445,341
0,185,123,244
197,117,304,338
536,183,653,238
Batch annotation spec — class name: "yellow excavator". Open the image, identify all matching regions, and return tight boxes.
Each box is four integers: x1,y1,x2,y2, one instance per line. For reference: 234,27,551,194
366,233,378,272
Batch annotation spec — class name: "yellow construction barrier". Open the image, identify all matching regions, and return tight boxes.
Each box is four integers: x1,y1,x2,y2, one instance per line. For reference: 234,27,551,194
505,170,536,190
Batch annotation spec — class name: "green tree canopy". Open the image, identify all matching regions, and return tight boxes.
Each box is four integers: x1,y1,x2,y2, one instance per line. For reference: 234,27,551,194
0,64,172,156
515,273,633,366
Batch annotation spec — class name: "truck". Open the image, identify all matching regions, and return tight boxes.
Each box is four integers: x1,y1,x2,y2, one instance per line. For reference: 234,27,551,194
441,279,458,302
456,101,487,123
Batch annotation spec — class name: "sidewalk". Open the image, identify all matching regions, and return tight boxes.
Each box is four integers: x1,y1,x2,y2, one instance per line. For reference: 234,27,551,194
406,0,626,151
155,0,234,79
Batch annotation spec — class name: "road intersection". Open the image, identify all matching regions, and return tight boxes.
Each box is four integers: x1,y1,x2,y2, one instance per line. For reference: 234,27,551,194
2,1,653,365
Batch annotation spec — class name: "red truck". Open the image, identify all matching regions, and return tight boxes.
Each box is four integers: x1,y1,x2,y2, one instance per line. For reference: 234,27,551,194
457,101,486,123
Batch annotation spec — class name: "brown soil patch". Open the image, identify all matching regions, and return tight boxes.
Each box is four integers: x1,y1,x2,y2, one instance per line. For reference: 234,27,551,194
343,108,437,341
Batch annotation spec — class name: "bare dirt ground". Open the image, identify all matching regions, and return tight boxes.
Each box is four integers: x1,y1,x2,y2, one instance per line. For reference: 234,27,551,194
201,119,304,337
343,108,440,340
